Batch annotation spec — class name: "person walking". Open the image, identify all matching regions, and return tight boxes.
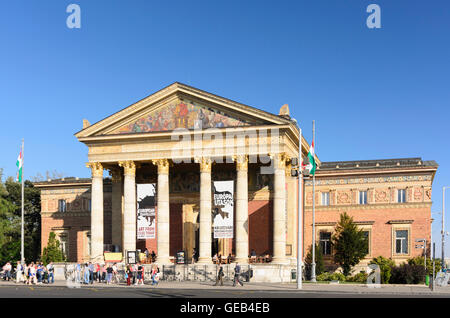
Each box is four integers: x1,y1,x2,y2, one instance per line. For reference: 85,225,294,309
233,263,243,287
88,262,94,284
126,265,132,286
47,262,54,284
213,263,224,286
106,264,113,285
15,261,23,283
136,262,142,285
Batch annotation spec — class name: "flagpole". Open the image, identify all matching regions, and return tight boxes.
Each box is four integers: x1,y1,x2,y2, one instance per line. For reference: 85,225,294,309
297,127,303,289
21,139,24,265
311,120,316,282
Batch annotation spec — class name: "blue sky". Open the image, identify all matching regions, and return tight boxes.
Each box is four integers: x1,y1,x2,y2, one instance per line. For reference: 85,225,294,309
0,1,449,255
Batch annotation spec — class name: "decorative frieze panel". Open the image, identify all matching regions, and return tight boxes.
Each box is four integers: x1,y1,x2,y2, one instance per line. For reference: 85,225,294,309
375,189,390,203
305,175,432,186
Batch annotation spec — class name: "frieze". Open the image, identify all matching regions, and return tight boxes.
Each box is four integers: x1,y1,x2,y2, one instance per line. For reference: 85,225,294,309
304,175,432,186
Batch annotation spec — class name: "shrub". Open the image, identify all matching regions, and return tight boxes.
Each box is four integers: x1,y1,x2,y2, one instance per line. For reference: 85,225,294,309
305,243,325,278
369,256,395,284
390,264,426,284
316,272,346,282
407,256,441,277
347,272,368,283
316,272,331,282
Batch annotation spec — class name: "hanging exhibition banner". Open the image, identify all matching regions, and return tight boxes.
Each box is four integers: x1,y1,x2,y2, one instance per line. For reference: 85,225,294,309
212,180,234,238
136,183,156,239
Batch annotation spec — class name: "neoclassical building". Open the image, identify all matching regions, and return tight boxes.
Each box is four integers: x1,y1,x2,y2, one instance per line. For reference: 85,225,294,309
35,83,438,269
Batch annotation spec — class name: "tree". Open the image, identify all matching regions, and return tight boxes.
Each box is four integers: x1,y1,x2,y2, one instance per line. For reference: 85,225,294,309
305,243,325,276
4,177,41,262
41,232,65,265
332,212,368,276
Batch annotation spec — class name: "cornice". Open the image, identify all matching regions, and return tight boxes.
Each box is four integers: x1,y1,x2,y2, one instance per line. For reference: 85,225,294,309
305,202,432,211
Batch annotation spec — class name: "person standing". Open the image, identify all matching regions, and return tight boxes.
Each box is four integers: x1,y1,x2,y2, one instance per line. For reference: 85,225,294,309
36,263,43,284
106,264,113,285
47,262,54,284
126,265,132,286
88,262,94,284
75,263,81,283
137,262,144,285
132,263,138,285
233,263,243,287
213,263,224,286
15,261,23,283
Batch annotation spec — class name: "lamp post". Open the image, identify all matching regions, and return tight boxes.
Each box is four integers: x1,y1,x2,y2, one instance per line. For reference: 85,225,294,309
443,186,449,269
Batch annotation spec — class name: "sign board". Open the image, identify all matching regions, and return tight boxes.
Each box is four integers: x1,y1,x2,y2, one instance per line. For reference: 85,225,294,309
136,183,156,239
176,251,186,264
212,180,234,238
127,251,137,264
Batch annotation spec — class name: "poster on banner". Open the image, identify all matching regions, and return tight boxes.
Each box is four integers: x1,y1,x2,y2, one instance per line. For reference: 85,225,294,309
212,180,234,238
136,183,156,239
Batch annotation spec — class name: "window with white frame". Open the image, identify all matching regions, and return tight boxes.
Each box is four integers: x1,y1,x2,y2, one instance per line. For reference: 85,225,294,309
397,189,406,203
321,192,330,206
359,191,368,205
395,230,409,254
58,199,66,212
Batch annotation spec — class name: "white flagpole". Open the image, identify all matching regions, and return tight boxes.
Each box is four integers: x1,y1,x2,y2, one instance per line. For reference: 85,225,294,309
311,120,316,282
297,127,303,289
21,139,25,265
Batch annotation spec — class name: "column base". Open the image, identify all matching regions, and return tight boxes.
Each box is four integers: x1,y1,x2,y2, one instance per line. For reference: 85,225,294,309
196,257,212,264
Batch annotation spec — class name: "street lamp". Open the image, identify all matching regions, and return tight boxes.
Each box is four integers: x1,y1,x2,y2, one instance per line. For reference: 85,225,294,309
442,186,450,269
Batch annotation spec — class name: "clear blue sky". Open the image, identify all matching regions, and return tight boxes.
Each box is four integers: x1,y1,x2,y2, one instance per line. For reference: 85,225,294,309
1,1,449,255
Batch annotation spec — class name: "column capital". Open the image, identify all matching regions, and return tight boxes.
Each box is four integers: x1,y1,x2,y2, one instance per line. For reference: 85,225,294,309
195,157,212,173
151,158,170,174
269,153,287,169
86,162,103,178
118,160,136,176
233,155,248,171
108,166,122,183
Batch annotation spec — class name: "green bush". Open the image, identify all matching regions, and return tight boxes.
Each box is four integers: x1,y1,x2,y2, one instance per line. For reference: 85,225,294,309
316,272,346,282
407,256,441,277
390,263,426,284
305,243,325,277
369,256,395,284
347,272,368,283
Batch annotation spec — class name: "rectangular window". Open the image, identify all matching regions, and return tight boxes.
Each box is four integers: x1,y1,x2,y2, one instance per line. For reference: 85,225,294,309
359,191,368,205
88,199,91,212
321,192,330,206
319,232,332,255
362,231,370,255
395,230,409,254
398,189,406,203
58,199,66,212
59,234,68,259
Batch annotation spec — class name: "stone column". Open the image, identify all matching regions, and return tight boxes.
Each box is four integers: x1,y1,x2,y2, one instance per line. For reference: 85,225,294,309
119,161,136,257
152,159,171,264
109,167,123,251
196,157,213,264
272,153,288,264
234,155,249,263
86,162,104,262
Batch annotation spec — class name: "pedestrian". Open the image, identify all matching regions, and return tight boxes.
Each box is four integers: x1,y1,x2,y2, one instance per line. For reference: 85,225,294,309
213,263,224,286
83,263,90,284
151,265,159,286
94,263,100,281
126,265,132,286
88,262,94,284
106,264,113,284
132,263,138,285
113,263,120,284
137,262,144,285
144,248,149,261
75,263,81,283
101,263,106,283
151,251,156,263
29,262,36,285
47,262,54,284
3,262,12,281
15,261,23,283
233,263,243,287
192,248,197,264
36,263,44,284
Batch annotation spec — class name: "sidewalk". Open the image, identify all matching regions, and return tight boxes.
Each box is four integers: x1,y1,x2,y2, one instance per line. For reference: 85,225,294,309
1,279,449,295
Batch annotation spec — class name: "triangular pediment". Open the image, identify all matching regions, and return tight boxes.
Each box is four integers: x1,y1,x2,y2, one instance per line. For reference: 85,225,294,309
75,82,292,139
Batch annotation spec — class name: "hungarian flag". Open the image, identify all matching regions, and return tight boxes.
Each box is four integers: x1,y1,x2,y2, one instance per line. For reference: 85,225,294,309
302,141,316,175
16,150,23,182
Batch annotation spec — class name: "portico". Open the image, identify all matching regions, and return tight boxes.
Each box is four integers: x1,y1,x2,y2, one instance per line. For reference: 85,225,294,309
75,82,307,265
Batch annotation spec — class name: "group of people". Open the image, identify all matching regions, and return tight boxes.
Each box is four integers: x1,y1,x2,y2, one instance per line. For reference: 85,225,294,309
213,262,244,287
2,261,55,285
